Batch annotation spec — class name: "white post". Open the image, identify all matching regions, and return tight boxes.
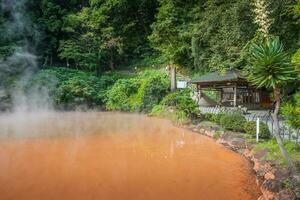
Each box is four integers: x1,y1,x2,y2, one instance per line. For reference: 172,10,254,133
256,118,260,143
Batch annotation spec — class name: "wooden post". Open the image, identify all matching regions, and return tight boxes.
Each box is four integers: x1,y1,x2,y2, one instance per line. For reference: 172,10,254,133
170,66,177,92
198,84,202,99
220,89,223,105
233,86,237,107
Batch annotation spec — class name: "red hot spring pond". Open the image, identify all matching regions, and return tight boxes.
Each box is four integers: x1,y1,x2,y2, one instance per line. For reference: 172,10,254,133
0,112,260,200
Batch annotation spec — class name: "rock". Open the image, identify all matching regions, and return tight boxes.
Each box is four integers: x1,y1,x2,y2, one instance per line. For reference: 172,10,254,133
254,160,273,178
254,149,269,159
230,137,246,149
274,168,290,181
277,189,296,200
205,130,214,137
258,195,265,200
264,172,275,180
193,128,198,132
243,149,253,159
217,132,247,151
261,180,283,193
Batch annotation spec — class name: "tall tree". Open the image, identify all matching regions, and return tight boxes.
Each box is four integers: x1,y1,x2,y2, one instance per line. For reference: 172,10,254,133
149,0,195,66
247,38,297,173
58,0,157,71
190,0,256,71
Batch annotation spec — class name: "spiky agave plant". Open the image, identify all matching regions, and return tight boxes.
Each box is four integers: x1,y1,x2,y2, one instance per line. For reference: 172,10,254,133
248,38,295,89
248,37,298,173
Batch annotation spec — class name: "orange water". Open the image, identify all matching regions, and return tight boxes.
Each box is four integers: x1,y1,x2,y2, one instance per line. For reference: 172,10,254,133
0,112,260,200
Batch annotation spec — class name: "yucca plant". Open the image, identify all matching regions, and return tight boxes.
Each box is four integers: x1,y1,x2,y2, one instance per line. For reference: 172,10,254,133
248,37,297,173
248,38,295,88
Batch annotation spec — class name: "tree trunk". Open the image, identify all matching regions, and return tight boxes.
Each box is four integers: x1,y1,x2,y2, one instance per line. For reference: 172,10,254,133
272,86,297,174
170,65,177,92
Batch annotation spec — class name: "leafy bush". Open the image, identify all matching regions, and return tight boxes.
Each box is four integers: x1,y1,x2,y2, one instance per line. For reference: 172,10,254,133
282,92,300,129
150,105,166,116
55,76,103,108
244,121,271,139
161,89,199,117
204,113,225,124
150,105,189,124
219,113,247,132
106,70,169,112
136,71,169,112
213,131,223,139
149,89,199,124
29,67,120,109
106,78,141,111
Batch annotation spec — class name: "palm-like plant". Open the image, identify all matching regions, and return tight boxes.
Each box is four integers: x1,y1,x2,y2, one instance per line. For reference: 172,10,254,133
248,38,295,88
248,37,297,173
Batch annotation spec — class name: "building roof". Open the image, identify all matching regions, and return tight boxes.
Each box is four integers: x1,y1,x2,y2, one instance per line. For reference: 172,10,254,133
189,69,246,84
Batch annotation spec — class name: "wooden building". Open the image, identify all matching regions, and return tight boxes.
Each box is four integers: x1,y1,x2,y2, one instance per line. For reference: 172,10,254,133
189,70,272,109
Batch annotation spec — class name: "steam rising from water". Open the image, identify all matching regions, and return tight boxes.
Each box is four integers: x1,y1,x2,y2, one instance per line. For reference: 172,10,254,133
0,112,261,200
0,0,52,112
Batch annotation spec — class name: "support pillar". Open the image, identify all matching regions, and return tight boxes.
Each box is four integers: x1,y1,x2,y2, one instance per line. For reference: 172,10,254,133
170,66,177,92
233,86,237,107
220,89,223,105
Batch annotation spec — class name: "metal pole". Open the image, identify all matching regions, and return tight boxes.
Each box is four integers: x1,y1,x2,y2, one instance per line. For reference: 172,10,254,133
256,117,260,143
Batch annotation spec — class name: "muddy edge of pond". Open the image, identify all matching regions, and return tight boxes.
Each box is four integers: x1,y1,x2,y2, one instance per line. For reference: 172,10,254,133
180,122,300,200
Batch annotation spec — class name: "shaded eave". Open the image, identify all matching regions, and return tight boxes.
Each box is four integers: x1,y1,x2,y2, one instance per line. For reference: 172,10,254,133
189,69,248,86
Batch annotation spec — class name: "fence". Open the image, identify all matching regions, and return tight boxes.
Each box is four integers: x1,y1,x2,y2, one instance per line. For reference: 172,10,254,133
199,106,300,143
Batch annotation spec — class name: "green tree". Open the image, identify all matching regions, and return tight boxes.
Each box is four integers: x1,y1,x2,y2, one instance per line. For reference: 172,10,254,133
59,0,157,72
282,92,300,130
190,0,256,71
149,0,194,67
247,37,297,173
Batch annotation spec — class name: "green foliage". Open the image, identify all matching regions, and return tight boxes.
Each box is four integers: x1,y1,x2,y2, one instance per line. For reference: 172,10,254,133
149,88,199,124
150,105,190,125
150,104,166,116
253,139,300,166
190,0,256,71
136,72,169,112
204,113,226,124
160,89,199,117
55,75,105,109
1,0,300,75
247,37,296,89
282,92,300,129
149,0,192,65
105,78,141,111
244,121,271,139
213,131,223,140
219,113,247,132
29,67,119,109
106,70,169,112
58,0,157,70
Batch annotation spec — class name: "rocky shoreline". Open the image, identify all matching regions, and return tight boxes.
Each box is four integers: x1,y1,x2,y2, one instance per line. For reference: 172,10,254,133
183,123,300,200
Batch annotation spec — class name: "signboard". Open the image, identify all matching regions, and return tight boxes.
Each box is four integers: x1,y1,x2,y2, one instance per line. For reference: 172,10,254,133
177,80,187,89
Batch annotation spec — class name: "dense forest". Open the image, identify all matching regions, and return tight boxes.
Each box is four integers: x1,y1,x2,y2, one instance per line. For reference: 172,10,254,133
1,0,300,72
0,0,299,119
0,0,300,123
